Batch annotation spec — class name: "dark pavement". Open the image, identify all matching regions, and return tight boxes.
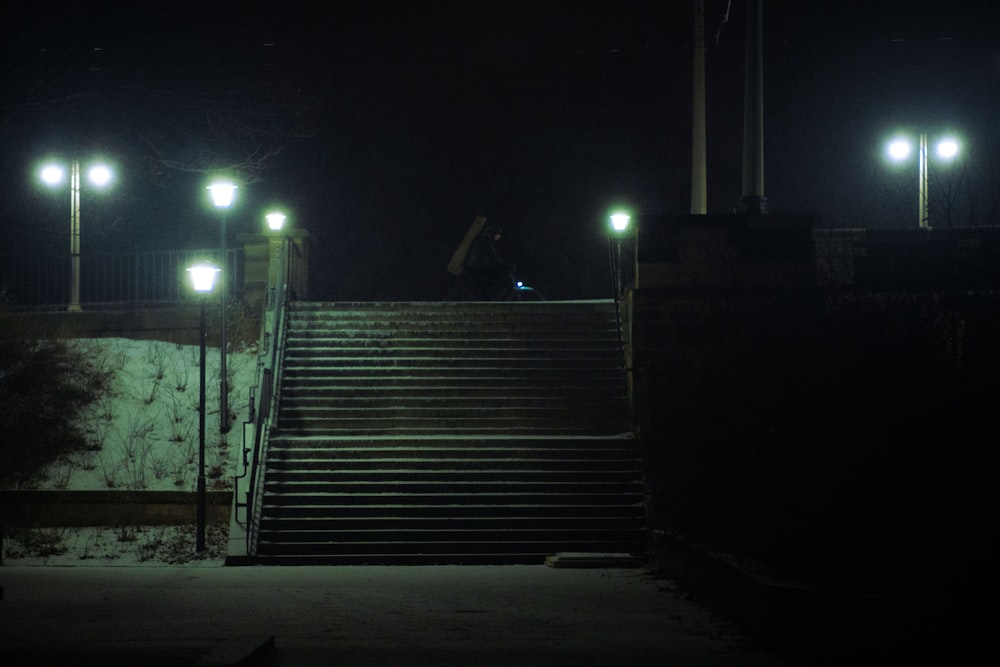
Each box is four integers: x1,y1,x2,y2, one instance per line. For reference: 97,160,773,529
1,564,799,667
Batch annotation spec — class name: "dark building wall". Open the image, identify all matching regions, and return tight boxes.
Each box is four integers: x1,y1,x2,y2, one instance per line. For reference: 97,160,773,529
630,215,997,595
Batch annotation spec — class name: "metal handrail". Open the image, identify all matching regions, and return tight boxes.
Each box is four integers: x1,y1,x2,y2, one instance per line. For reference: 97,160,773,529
241,236,300,557
608,238,628,366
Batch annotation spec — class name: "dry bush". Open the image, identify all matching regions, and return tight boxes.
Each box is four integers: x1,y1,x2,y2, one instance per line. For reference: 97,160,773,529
0,312,113,488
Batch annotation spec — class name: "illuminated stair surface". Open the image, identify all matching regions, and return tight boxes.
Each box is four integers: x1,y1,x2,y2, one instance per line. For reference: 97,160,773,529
254,300,646,565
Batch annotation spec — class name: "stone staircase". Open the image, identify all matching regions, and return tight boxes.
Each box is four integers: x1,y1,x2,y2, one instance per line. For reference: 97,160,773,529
254,300,646,564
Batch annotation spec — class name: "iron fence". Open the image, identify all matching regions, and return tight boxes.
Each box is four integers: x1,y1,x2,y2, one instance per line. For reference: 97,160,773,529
0,248,243,311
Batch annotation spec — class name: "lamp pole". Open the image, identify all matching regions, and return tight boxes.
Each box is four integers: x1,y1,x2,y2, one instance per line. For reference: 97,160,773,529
208,182,237,434
220,211,228,433
187,263,220,553
886,133,960,229
197,295,207,551
265,212,288,301
737,0,767,215
69,160,81,311
39,158,112,311
609,212,631,298
918,133,929,229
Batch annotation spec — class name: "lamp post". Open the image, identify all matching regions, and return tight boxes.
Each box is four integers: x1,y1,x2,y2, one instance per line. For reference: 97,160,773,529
39,159,113,311
207,181,237,434
609,211,632,298
886,133,960,229
265,211,287,300
187,262,220,553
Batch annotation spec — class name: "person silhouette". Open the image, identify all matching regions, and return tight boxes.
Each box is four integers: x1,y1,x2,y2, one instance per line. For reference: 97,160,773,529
463,226,512,300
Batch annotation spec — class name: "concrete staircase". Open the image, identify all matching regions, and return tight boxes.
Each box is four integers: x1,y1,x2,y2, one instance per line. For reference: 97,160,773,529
254,300,646,564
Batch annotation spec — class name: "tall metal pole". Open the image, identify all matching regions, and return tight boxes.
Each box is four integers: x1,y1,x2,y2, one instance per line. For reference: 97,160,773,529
69,159,82,312
918,133,929,229
616,239,623,297
691,0,707,214
197,299,207,552
737,0,767,215
219,213,230,434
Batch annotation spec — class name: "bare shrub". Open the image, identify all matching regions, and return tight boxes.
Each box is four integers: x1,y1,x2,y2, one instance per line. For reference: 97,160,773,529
47,458,75,489
78,529,109,560
0,313,114,488
117,416,156,489
146,341,167,381
3,527,69,559
172,353,189,392
99,450,120,488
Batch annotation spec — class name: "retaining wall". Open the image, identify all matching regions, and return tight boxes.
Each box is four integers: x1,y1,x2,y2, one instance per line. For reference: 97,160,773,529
0,491,232,527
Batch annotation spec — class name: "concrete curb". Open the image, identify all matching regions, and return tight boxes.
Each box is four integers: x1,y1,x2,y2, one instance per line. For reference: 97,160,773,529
194,635,275,667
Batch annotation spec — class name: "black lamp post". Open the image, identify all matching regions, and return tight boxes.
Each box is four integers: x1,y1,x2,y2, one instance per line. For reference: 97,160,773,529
609,211,631,298
207,182,237,434
187,262,220,552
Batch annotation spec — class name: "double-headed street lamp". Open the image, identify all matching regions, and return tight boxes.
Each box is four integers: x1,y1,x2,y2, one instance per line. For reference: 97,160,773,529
187,262,220,553
207,181,237,434
885,132,960,229
39,159,113,311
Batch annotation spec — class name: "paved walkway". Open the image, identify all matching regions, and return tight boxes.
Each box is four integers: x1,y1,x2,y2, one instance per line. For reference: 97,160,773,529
1,564,798,667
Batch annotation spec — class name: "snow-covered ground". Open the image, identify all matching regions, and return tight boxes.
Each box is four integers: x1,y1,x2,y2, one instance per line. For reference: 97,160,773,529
3,337,260,565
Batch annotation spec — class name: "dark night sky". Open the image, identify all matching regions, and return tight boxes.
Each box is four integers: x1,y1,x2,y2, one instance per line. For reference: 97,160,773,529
2,1,998,300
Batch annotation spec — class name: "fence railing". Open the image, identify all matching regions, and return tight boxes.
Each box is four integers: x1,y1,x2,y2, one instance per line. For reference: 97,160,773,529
0,249,243,311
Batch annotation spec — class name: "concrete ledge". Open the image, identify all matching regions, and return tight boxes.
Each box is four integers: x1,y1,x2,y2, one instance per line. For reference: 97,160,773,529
0,490,232,527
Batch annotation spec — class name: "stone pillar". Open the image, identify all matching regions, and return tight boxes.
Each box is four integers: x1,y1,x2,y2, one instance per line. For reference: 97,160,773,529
238,229,312,313
238,233,270,318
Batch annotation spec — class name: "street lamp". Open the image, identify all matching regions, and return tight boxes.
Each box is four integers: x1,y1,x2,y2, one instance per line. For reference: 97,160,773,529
885,132,961,229
265,211,288,298
187,262,220,553
265,211,286,231
609,211,632,298
260,211,289,358
39,158,113,311
207,181,237,434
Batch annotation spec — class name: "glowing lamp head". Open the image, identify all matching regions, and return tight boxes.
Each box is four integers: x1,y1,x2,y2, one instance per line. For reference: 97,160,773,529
936,138,959,160
40,165,65,185
610,212,631,233
265,212,286,231
887,138,912,162
89,165,112,186
187,264,220,293
207,182,237,208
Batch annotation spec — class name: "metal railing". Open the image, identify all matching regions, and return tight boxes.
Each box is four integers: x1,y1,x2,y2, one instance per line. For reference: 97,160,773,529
238,235,302,558
0,249,242,310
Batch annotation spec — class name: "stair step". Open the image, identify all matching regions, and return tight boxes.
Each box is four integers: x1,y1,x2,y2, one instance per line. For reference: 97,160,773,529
261,504,644,518
261,513,643,532
250,300,644,564
277,408,626,423
270,427,626,437
266,459,639,472
256,539,647,557
260,492,644,506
